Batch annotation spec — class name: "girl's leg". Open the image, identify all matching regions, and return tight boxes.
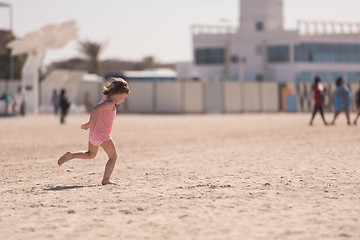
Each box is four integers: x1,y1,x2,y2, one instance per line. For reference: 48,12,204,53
100,139,117,185
60,112,65,124
319,107,327,125
345,110,351,124
58,141,99,166
309,107,318,125
354,113,360,125
331,111,341,124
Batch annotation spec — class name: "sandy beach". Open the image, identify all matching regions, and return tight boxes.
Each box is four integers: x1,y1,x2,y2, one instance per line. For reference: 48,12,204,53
1,113,359,240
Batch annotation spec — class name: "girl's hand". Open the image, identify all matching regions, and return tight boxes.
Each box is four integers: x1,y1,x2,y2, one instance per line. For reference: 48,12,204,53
81,122,90,130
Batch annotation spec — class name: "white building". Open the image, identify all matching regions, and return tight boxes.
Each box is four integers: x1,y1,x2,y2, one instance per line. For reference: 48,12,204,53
192,0,360,83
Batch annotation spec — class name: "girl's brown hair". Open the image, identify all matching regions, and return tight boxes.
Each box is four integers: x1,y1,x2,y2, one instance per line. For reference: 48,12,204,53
103,77,130,96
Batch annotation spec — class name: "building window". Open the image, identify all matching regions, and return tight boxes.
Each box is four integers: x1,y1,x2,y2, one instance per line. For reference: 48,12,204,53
195,48,225,65
347,72,360,83
231,55,239,63
314,72,329,82
295,43,360,63
295,71,360,83
331,72,344,82
256,22,264,31
255,74,264,81
267,45,290,63
295,72,312,82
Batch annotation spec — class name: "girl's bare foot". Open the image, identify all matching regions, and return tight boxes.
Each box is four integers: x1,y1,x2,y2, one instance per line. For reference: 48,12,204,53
102,179,117,185
58,152,72,166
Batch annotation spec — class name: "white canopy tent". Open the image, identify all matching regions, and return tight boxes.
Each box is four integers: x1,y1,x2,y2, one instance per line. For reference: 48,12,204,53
123,68,177,80
40,69,104,113
7,20,78,114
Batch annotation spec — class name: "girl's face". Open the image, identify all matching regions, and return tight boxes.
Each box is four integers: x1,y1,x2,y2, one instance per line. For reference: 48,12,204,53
113,93,129,105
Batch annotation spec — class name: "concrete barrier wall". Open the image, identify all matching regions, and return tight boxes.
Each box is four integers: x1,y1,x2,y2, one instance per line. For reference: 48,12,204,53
184,82,203,113
289,82,360,113
244,82,260,112
304,83,313,112
156,82,182,113
261,82,279,112
7,79,355,114
128,82,154,113
205,82,223,113
322,83,333,111
224,82,242,113
76,82,103,106
126,81,295,114
292,82,312,112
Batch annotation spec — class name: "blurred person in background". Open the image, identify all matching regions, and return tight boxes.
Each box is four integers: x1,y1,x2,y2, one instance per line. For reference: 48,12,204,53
353,81,360,125
51,89,60,115
331,77,352,125
12,86,25,116
309,76,328,126
83,92,93,113
60,89,70,124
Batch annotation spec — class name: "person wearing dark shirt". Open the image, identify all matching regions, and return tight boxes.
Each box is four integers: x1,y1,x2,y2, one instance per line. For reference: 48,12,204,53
309,76,327,126
60,89,70,124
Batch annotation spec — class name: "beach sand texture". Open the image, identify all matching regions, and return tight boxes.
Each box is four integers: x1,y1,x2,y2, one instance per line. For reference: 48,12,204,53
1,113,359,240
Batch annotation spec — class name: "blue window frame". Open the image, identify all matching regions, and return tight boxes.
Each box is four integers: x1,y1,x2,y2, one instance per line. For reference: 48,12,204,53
331,72,344,82
267,45,290,63
314,72,329,82
256,22,264,31
347,72,360,83
295,72,312,82
294,43,360,63
195,48,225,65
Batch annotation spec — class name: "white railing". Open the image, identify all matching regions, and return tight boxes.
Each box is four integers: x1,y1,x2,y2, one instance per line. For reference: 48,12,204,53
297,19,360,36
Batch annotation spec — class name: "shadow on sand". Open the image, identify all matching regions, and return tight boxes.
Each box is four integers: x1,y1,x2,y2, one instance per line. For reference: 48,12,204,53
44,185,98,191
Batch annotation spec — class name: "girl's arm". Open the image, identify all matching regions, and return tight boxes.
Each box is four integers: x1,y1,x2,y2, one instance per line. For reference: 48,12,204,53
81,100,114,130
339,89,349,106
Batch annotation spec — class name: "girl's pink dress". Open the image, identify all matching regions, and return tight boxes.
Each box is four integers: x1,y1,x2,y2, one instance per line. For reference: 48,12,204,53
89,98,116,146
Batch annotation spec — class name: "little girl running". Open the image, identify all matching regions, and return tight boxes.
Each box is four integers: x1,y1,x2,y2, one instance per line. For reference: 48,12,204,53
57,77,130,185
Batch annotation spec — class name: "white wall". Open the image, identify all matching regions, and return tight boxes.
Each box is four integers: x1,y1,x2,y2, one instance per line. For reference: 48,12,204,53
204,82,223,113
76,82,103,106
224,82,242,113
244,82,260,112
128,82,154,113
184,82,204,113
156,82,183,113
126,81,283,114
3,79,334,114
240,0,284,33
261,82,279,112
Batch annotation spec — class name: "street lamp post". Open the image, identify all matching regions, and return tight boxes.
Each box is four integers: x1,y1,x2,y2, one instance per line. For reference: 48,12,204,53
221,19,232,77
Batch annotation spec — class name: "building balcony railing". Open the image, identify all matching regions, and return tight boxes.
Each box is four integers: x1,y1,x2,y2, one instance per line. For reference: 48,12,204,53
191,24,237,35
297,19,360,36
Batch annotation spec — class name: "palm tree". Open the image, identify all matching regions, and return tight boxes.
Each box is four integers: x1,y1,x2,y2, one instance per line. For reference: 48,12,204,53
78,40,104,74
1,33,25,79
